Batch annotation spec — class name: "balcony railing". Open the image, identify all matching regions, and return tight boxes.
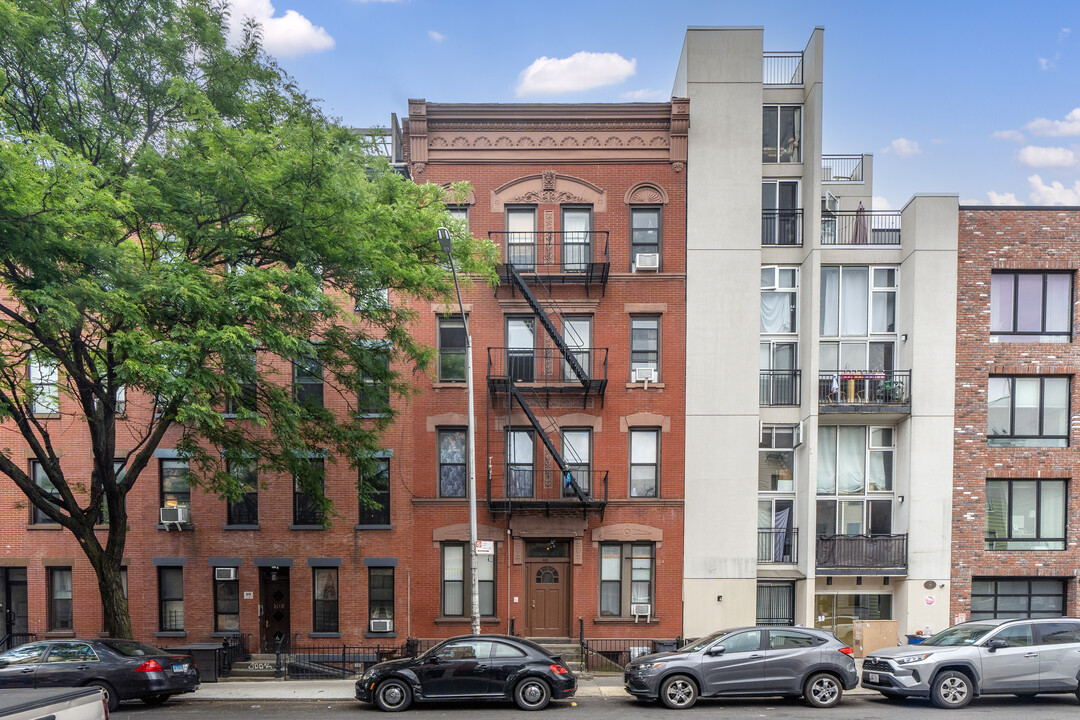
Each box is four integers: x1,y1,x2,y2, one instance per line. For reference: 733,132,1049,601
819,370,911,410
758,528,798,564
763,52,803,85
760,370,800,406
821,211,901,246
762,209,803,247
821,155,864,183
487,347,608,399
816,534,908,573
488,468,608,512
489,231,609,280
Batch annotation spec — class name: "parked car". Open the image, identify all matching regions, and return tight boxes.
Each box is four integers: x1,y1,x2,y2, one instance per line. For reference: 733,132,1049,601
0,639,200,711
862,617,1080,708
355,635,575,711
1,688,108,720
624,626,857,709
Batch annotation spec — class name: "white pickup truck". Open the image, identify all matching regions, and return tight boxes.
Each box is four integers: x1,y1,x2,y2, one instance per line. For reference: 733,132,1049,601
1,688,108,720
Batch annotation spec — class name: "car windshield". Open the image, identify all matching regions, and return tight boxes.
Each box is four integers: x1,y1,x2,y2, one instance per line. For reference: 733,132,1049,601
100,640,170,657
921,624,997,646
679,631,726,653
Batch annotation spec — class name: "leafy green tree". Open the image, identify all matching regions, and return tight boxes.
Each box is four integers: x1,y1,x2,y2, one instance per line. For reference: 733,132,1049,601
0,0,494,639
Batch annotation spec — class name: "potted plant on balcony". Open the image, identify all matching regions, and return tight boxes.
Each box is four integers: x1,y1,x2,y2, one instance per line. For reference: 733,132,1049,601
876,378,904,403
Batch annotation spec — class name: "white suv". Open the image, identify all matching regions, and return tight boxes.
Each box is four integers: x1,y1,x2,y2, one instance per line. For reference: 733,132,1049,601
862,617,1080,708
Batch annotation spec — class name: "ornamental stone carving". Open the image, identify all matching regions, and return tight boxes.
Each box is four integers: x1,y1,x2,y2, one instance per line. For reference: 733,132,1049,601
495,136,513,147
604,136,623,147
590,523,663,548
429,137,448,148
412,162,425,175
627,136,645,147
560,137,580,147
542,170,557,191
539,136,557,147
671,162,684,173
491,172,606,212
624,182,669,205
583,136,600,147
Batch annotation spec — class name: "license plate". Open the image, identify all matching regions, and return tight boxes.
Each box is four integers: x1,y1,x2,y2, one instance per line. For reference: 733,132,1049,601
867,672,880,683
173,664,187,673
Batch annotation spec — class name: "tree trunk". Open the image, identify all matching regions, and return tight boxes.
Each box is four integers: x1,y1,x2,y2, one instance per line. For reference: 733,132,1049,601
95,557,133,639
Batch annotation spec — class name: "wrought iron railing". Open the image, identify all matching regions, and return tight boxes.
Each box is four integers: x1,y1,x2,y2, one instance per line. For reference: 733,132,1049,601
816,534,908,571
489,468,608,506
821,155,864,183
818,370,911,407
821,210,901,246
578,619,681,673
487,347,607,391
762,209,803,246
488,231,610,274
763,52,803,85
758,528,799,564
0,632,35,651
283,639,430,680
760,370,800,406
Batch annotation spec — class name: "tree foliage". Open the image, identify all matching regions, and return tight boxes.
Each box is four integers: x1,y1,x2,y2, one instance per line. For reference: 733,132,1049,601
0,0,495,638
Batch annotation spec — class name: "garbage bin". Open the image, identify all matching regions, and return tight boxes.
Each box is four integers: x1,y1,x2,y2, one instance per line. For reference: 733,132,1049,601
168,643,222,682
655,641,678,653
905,634,925,645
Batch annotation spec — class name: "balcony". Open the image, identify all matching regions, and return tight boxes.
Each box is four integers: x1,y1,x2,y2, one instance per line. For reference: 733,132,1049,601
821,155,864,183
760,370,800,406
758,528,798,564
489,231,609,292
816,534,908,574
487,347,607,405
818,370,911,413
821,211,901,246
488,468,608,514
763,52,803,85
762,209,803,247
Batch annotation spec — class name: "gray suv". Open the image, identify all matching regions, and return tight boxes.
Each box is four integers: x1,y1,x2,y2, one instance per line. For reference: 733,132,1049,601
624,626,857,709
862,617,1080,708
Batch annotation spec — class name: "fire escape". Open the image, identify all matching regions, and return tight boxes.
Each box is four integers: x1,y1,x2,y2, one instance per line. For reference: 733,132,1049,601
486,230,609,516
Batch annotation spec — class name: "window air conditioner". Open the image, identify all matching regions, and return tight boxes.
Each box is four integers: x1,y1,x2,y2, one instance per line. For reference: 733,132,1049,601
634,253,660,271
370,619,394,633
633,367,658,383
630,603,652,617
215,567,237,581
160,506,189,524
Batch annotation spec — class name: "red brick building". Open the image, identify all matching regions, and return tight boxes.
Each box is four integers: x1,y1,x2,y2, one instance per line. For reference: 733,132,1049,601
952,207,1080,621
0,99,687,650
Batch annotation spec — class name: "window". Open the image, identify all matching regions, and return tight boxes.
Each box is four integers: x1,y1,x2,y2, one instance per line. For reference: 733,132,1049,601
820,266,897,372
358,350,390,415
214,569,240,632
226,461,258,526
970,578,1066,620
762,105,802,163
761,266,798,334
47,567,73,631
441,543,495,616
45,642,96,662
631,207,661,270
759,425,797,492
293,357,323,409
359,457,390,525
293,458,325,525
599,543,654,616
759,426,797,563
30,460,59,525
630,317,659,380
368,567,394,627
447,206,469,229
629,429,659,497
988,376,1070,447
438,316,466,382
158,566,183,631
985,479,1066,550
506,316,536,383
761,182,800,246
991,271,1072,342
721,630,763,652
160,460,190,511
506,207,537,270
225,354,257,414
760,341,798,406
29,355,58,415
562,429,591,497
816,426,894,536
562,206,592,272
312,567,338,633
988,624,1034,647
438,429,467,498
506,428,534,498
562,316,592,381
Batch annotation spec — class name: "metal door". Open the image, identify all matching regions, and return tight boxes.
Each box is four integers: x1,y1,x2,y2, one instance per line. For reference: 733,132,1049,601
33,642,99,688
1,568,29,644
1035,621,1080,691
700,630,765,694
259,567,291,653
980,623,1039,692
416,639,493,697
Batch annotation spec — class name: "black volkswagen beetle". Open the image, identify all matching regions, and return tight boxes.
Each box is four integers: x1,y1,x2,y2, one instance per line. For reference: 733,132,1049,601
355,635,575,711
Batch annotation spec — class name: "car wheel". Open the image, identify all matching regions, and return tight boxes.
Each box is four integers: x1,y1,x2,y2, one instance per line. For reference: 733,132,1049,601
804,672,843,708
514,677,551,711
86,680,119,713
141,694,172,706
374,678,412,712
659,674,698,710
931,670,972,709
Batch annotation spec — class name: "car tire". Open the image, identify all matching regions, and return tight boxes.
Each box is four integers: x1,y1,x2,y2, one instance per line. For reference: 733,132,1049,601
374,678,412,712
141,694,172,706
659,674,698,710
514,677,551,711
804,672,843,708
930,670,973,709
86,680,119,713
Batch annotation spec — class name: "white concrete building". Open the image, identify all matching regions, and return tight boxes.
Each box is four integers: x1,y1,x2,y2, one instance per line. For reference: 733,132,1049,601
675,26,958,651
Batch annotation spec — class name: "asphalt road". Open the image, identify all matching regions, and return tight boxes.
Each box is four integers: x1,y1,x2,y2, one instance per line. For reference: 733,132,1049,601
113,694,1080,719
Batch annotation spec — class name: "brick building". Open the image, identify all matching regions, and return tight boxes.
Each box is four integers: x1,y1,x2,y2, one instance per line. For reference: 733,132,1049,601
952,207,1080,622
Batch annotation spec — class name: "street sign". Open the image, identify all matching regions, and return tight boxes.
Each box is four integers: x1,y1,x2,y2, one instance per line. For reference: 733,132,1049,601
476,539,494,555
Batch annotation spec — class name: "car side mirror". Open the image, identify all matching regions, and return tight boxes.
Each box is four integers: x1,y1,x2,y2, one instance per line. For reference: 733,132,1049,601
705,645,725,656
427,655,442,664
986,638,1009,652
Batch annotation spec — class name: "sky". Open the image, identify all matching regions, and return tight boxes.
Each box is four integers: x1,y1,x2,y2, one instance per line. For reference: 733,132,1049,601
225,0,1080,209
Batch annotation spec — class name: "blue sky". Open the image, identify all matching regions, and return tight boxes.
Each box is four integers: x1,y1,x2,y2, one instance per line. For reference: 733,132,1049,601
229,0,1080,208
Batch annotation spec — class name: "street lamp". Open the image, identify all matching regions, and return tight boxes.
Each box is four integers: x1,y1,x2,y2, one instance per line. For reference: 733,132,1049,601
437,227,481,635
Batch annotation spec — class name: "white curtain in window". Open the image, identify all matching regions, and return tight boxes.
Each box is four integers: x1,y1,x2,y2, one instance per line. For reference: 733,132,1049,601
761,292,792,333
1041,481,1065,538
837,426,866,494
817,426,837,494
820,267,839,336
990,274,1014,333
841,267,869,336
1045,274,1072,333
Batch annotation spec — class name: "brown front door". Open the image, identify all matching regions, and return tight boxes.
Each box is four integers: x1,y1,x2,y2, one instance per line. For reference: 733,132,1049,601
524,540,570,637
259,567,290,653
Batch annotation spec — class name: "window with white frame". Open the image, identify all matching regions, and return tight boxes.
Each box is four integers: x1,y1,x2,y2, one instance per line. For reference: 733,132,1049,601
816,425,895,536
30,460,60,525
599,543,654,617
762,106,802,163
761,266,798,334
561,428,591,496
758,426,798,563
441,543,494,616
214,568,240,631
761,182,801,246
29,355,58,415
629,428,659,498
630,317,659,381
819,266,897,372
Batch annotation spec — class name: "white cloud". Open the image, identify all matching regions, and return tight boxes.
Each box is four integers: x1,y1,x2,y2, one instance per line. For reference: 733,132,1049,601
427,30,445,42
1025,108,1080,137
1039,57,1055,70
1017,145,1078,168
992,129,1025,142
1028,175,1080,205
987,191,1024,205
881,137,922,158
619,88,669,102
227,0,334,57
871,195,893,211
516,51,636,97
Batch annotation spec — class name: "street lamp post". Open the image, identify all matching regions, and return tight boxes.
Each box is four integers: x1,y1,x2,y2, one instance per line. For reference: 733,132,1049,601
437,227,481,635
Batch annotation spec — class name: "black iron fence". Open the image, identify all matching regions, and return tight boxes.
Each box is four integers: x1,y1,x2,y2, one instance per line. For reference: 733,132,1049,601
488,231,610,274
577,619,681,673
818,370,911,406
763,52,803,85
761,209,803,246
760,370,800,406
0,632,35,651
816,534,908,571
757,528,798,564
283,639,432,680
488,468,609,506
822,155,865,183
821,210,901,245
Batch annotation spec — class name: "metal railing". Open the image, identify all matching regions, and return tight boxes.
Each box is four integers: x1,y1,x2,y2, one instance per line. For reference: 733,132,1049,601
762,209,803,246
758,528,799,564
821,155,864,182
760,370,800,406
763,52,803,85
283,639,429,680
489,468,608,506
488,231,610,274
821,210,901,246
487,347,607,391
579,619,681,673
0,632,35,651
819,370,911,407
816,534,908,571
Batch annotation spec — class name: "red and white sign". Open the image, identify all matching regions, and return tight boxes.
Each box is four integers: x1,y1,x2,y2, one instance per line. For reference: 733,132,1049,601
925,595,935,606
476,540,494,555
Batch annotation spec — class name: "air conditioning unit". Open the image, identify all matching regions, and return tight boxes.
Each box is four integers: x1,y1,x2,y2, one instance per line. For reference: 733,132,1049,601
370,619,394,633
634,253,660,271
633,367,658,383
160,506,189,524
630,603,652,617
214,567,237,581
